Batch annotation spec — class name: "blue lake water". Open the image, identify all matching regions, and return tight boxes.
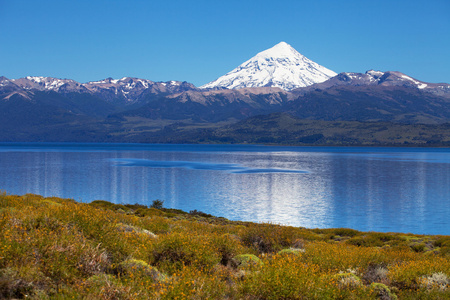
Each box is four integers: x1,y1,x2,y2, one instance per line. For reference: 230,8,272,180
0,143,449,235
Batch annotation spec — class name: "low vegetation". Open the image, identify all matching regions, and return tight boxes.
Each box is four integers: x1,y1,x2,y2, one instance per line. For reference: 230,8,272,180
1,191,450,299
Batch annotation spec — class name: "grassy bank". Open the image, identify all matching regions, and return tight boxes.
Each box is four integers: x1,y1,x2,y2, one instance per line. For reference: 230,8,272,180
1,192,450,299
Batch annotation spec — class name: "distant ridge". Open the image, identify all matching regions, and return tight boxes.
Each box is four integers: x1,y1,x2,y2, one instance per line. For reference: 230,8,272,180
200,42,337,91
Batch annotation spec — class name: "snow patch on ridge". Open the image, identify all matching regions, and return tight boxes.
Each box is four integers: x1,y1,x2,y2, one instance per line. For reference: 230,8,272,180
401,75,428,89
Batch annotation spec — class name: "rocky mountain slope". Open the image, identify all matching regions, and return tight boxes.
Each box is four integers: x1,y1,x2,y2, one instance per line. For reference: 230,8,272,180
2,76,197,107
292,70,450,98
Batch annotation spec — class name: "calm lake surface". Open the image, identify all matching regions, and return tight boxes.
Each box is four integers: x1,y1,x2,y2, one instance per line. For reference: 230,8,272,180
0,143,449,235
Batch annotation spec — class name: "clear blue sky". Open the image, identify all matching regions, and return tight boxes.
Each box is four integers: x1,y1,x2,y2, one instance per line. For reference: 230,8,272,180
1,0,449,86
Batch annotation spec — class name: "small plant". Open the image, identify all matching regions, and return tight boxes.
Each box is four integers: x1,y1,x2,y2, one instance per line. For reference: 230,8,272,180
77,244,111,276
212,234,245,266
0,268,35,299
363,263,389,284
334,272,362,288
150,199,164,210
240,223,298,253
84,274,131,299
231,254,262,269
411,242,426,252
115,223,157,238
292,238,305,249
420,272,449,291
277,248,304,256
189,209,213,218
371,282,398,300
116,259,165,281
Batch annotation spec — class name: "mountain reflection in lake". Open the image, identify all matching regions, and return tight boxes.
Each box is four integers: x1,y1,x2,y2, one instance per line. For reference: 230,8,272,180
0,143,449,235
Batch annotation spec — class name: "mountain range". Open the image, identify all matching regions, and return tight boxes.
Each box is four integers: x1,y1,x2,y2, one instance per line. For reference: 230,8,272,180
1,42,449,145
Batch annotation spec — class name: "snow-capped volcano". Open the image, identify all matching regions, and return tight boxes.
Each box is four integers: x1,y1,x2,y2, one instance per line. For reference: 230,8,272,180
201,42,337,91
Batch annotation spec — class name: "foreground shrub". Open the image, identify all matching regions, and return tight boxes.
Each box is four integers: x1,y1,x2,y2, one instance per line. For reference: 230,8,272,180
89,200,130,213
370,282,398,300
231,254,262,269
240,223,301,253
211,233,246,266
362,263,389,284
277,248,304,256
115,223,158,238
151,232,220,273
116,258,165,282
240,254,374,299
0,267,36,299
419,272,450,291
75,243,111,276
302,241,385,272
388,256,450,289
333,272,362,288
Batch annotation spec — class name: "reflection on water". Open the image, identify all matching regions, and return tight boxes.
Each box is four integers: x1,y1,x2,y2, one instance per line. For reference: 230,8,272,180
0,143,449,235
111,158,308,174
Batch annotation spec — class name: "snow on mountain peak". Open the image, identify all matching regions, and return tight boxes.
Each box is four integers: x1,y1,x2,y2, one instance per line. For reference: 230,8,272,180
256,41,299,59
366,70,385,78
201,42,337,91
12,76,78,91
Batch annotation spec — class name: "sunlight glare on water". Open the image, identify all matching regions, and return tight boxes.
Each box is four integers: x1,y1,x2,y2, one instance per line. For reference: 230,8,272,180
0,143,449,235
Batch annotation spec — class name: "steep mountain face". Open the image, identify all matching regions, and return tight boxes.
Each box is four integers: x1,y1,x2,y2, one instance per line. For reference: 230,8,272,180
200,42,337,91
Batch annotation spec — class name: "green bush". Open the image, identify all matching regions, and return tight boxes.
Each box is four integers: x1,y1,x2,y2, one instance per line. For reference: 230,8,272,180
347,236,385,247
371,282,397,300
116,258,165,281
231,254,262,269
277,248,304,256
89,200,129,212
150,200,164,210
411,243,426,253
333,272,362,288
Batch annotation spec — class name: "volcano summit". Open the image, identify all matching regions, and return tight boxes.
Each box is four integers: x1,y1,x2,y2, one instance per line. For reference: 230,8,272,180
201,42,337,91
